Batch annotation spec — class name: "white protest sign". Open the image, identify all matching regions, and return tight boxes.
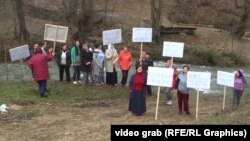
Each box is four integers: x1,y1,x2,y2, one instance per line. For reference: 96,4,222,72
132,27,152,42
44,24,68,43
147,67,174,87
162,41,184,58
103,29,122,45
187,71,211,90
9,45,30,62
217,71,235,87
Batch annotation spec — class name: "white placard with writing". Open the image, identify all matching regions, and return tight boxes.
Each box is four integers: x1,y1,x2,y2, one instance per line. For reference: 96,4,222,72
147,67,174,87
103,29,122,45
9,45,30,62
132,27,152,42
44,24,68,43
162,41,184,58
217,71,235,87
187,71,211,90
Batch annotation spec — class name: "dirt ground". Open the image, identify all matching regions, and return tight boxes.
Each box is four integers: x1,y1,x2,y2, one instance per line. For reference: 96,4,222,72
1,93,248,141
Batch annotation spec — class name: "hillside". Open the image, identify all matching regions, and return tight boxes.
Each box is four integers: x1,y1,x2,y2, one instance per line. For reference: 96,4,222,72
0,0,250,66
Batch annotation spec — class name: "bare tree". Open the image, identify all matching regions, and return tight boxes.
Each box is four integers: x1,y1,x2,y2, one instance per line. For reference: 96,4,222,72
63,0,93,42
11,0,30,42
234,0,250,39
151,0,163,42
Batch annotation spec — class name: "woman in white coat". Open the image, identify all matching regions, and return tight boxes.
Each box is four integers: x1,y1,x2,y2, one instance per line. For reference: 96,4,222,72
105,44,118,86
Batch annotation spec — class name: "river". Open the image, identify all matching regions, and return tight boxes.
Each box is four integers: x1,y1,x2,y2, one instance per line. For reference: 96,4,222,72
0,60,249,95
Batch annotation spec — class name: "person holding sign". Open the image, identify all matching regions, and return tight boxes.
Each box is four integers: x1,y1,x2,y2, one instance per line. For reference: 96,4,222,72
28,47,54,97
128,66,147,116
105,44,118,86
92,43,105,85
118,47,133,86
165,58,178,105
71,40,82,84
56,44,71,82
232,69,247,110
135,52,153,96
176,65,190,115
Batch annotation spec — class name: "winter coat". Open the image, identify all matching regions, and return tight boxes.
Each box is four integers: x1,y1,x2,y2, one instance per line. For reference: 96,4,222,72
118,50,132,71
28,52,53,81
56,50,71,66
80,49,93,72
105,49,118,72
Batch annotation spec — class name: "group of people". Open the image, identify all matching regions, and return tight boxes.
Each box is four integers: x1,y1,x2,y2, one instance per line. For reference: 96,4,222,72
128,57,247,117
28,40,247,117
28,40,133,97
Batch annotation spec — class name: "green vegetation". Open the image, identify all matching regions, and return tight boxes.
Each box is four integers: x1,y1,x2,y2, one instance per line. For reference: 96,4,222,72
0,81,129,106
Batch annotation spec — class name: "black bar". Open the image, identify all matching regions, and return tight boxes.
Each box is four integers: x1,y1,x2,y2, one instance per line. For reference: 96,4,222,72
111,125,250,141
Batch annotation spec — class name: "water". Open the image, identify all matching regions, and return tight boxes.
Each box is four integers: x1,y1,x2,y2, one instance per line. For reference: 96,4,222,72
1,60,249,95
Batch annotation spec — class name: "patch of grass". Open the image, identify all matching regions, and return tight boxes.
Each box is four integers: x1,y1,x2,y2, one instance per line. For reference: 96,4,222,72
0,81,129,106
50,119,74,126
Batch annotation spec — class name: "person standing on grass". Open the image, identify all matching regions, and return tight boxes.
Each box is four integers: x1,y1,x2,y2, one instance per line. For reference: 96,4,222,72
105,44,118,86
80,43,93,86
165,57,178,105
28,47,54,97
135,52,153,96
233,69,247,110
128,66,147,116
71,40,82,84
176,65,190,115
56,44,71,82
118,47,132,86
92,43,105,85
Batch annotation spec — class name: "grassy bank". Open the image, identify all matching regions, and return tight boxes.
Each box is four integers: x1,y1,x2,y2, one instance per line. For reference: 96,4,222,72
0,81,249,140
0,81,250,124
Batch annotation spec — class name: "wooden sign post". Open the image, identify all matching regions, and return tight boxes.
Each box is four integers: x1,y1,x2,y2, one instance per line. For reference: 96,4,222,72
132,27,152,65
187,71,211,120
44,24,68,53
217,71,234,110
147,67,174,120
9,45,30,80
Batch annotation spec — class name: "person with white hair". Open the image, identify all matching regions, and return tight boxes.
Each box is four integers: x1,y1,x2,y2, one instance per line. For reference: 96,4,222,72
105,44,118,86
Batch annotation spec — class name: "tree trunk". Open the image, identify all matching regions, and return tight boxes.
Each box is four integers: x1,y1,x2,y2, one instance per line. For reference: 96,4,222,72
9,0,18,39
151,0,163,43
234,0,250,39
11,0,30,43
63,0,93,42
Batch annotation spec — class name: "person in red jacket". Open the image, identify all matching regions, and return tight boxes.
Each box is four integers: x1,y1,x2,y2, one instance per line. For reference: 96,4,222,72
28,47,54,97
165,57,178,105
118,47,133,86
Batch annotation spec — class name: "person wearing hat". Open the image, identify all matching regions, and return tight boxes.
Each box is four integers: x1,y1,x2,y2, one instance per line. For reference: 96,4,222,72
28,47,54,97
128,65,147,116
233,69,247,110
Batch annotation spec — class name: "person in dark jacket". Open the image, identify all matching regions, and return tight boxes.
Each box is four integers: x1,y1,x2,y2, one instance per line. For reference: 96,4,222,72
28,47,54,97
56,44,71,82
128,65,147,116
80,43,93,86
